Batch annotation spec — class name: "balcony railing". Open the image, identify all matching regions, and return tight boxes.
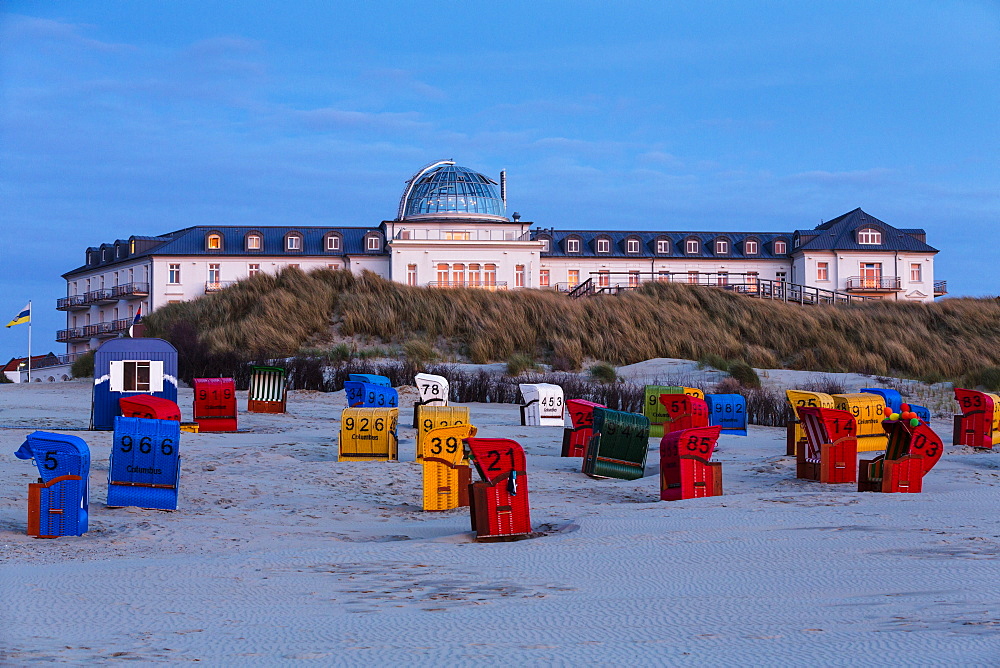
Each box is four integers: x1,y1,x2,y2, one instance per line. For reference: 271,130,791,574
56,328,87,342
393,229,533,242
205,281,234,293
110,282,150,298
934,280,947,296
56,295,88,310
426,281,509,290
845,276,902,291
83,288,116,304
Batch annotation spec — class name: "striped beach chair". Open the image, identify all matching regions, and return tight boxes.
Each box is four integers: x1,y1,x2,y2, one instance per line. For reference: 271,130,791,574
248,366,287,414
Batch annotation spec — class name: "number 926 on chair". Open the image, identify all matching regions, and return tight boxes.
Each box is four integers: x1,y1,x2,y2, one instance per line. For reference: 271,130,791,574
338,408,399,461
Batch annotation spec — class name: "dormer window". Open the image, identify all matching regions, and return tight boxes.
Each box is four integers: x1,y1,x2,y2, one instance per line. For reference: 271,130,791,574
685,238,699,254
596,238,611,253
857,228,882,244
794,237,801,248
206,233,223,250
365,233,382,251
715,240,728,255
324,232,342,252
246,233,263,251
129,240,136,254
774,240,787,254
539,238,550,252
656,238,671,255
744,240,758,255
285,232,303,251
566,238,581,253
626,238,640,254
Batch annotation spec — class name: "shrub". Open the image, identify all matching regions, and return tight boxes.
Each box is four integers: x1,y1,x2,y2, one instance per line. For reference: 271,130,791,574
968,366,1000,392
506,354,535,377
698,354,730,371
589,362,618,384
728,361,761,388
71,350,95,379
403,340,437,368
0,372,11,383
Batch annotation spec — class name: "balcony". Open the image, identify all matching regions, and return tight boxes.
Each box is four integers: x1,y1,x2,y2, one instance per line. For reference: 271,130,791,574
56,328,87,342
83,288,116,305
205,281,234,293
56,295,88,311
845,276,902,292
79,320,130,339
426,281,508,291
110,282,150,299
934,280,947,296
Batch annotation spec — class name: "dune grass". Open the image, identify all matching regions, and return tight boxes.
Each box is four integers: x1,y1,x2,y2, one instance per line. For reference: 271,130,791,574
144,267,1000,383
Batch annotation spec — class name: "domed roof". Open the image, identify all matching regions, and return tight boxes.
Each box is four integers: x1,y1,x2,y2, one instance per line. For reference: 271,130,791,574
397,161,507,221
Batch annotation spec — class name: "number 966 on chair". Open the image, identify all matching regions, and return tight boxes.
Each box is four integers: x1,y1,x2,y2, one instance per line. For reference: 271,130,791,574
108,416,181,510
338,408,399,461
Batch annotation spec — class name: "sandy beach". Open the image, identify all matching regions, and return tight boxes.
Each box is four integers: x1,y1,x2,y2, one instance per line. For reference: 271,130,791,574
2,376,999,664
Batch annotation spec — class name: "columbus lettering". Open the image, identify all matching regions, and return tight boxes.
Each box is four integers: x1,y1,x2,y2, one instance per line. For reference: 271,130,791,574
351,434,379,440
126,465,162,474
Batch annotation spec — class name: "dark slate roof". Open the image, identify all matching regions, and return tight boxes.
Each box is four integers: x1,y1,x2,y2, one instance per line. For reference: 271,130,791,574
64,226,387,277
531,229,792,259
794,208,937,253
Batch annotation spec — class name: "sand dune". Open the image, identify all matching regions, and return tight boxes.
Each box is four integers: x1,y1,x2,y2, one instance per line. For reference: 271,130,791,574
2,378,999,664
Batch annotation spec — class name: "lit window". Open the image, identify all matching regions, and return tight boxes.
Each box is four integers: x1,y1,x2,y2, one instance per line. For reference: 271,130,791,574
656,240,670,255
168,264,181,284
597,239,610,253
716,240,728,254
687,271,699,284
598,271,610,287
857,228,882,245
910,263,922,282
747,271,759,288
745,240,758,255
444,231,471,240
628,271,640,286
436,263,449,285
326,235,341,251
568,270,580,288
566,239,580,253
484,264,497,286
207,234,222,250
468,263,481,286
366,235,381,251
686,239,699,254
452,263,466,286
717,272,728,286
657,271,669,282
774,240,787,254
539,269,550,287
248,263,260,277
247,234,262,250
515,264,525,288
540,239,550,252
208,264,221,284
627,239,640,254
817,262,829,281
407,264,417,286
286,235,302,251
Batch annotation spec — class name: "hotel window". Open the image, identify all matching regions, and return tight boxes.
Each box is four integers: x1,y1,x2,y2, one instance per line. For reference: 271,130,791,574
747,271,759,288
744,240,758,255
598,271,610,287
687,271,699,284
327,263,339,270
657,271,669,282
597,239,611,253
540,238,550,252
289,264,300,269
626,238,640,254
248,263,260,278
656,240,670,255
246,233,262,250
208,264,221,284
717,272,728,286
910,263,922,282
207,233,222,250
436,263,449,285
629,271,640,287
857,228,882,245
716,240,728,255
568,270,580,288
286,233,302,251
773,240,787,254
444,231,471,240
168,264,181,284
325,234,341,251
817,262,829,281
539,269,550,287
484,264,497,286
407,264,418,286
515,265,525,288
566,238,580,253
686,239,699,254
452,263,466,286
468,263,481,286
366,235,381,251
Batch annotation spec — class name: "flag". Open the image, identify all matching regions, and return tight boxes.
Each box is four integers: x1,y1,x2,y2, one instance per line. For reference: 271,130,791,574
133,303,143,324
5,303,30,328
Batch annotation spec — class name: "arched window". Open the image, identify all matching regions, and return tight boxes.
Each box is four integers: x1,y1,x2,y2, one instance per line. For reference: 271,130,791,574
773,239,787,255
206,233,223,250
743,238,759,255
564,236,582,253
285,231,304,251
364,232,382,252
246,232,263,251
857,228,882,244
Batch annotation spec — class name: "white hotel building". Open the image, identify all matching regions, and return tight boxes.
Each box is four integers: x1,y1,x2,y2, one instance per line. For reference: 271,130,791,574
58,160,943,355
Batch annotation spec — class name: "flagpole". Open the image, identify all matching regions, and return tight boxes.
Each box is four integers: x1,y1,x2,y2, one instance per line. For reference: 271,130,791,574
27,300,32,384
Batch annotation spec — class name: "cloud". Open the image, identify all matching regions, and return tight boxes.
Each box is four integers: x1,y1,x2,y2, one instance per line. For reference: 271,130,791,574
785,168,896,186
1,14,135,53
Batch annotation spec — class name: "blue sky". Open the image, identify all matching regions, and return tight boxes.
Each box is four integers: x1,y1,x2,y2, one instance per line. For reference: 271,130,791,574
1,1,998,362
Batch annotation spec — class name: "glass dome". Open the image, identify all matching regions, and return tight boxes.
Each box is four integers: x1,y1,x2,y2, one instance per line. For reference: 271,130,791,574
398,161,507,220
